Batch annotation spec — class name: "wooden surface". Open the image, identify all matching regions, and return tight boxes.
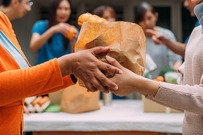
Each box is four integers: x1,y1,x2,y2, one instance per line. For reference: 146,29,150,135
33,131,166,135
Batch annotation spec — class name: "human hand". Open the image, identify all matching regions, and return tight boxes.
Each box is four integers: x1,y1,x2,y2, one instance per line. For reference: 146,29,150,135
145,29,167,45
52,23,72,35
106,56,159,97
58,47,122,93
67,26,78,41
105,56,141,96
69,32,77,41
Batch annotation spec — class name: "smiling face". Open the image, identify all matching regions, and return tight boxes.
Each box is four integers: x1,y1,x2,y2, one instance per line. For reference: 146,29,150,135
55,0,71,23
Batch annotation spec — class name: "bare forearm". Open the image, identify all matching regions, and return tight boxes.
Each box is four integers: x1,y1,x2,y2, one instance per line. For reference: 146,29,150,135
163,38,186,58
30,27,55,52
131,76,160,97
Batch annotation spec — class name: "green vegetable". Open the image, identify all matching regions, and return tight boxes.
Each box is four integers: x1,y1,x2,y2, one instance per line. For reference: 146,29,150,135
159,68,175,78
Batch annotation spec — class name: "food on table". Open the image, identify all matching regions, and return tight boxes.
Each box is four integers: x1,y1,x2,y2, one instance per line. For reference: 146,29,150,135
153,76,164,82
157,76,164,82
25,96,51,113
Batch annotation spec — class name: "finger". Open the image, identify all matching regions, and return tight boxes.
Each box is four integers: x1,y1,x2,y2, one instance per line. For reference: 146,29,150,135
91,77,109,93
85,82,97,92
105,56,123,69
152,36,162,45
98,61,122,75
91,46,109,55
64,23,71,27
95,69,118,91
145,29,157,36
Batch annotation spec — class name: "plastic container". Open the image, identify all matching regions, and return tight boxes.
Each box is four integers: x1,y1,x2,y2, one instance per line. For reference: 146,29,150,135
103,92,112,106
164,72,179,84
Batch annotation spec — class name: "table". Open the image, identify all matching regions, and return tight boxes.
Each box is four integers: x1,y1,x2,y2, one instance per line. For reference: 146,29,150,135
24,100,184,135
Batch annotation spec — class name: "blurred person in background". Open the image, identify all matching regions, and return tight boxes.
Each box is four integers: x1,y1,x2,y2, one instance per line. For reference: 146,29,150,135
135,2,182,79
92,5,116,22
0,0,33,116
30,0,78,66
146,0,200,58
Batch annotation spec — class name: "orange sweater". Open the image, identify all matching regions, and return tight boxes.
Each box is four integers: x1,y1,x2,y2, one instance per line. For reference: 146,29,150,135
0,12,75,135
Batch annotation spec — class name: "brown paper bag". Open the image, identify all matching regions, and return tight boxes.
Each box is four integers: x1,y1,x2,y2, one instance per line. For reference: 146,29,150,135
60,83,100,113
75,21,146,78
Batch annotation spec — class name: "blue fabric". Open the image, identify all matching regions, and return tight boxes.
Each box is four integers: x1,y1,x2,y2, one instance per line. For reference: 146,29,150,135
0,30,29,69
194,2,203,34
32,20,77,65
185,20,200,44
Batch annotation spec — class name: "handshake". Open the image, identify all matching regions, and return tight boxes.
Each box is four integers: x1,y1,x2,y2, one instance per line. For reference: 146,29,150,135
58,46,146,97
58,47,122,94
58,13,146,96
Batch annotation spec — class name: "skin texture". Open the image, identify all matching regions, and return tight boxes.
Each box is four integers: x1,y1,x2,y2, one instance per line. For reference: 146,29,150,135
57,47,122,93
106,56,159,97
30,0,77,52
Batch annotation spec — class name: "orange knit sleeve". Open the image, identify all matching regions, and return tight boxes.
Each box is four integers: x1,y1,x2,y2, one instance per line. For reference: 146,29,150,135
0,59,75,107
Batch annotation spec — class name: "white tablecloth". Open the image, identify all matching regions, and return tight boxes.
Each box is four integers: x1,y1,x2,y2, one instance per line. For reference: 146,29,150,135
24,100,184,133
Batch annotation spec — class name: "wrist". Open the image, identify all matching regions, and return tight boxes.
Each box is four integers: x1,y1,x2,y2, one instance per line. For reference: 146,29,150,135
57,54,75,77
50,26,56,34
162,37,171,46
135,76,159,97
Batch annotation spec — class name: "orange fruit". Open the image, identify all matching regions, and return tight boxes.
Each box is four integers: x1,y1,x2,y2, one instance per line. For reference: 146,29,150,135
152,79,158,81
65,26,77,39
157,76,164,82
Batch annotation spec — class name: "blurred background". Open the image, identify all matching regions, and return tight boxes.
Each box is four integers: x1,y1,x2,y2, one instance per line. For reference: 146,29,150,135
12,0,197,66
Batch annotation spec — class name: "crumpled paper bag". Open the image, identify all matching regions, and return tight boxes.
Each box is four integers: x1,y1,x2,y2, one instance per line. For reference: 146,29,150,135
75,21,146,78
60,83,100,113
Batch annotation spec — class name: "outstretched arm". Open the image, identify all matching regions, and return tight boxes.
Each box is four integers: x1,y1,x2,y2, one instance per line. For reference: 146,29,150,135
106,56,203,115
146,29,186,58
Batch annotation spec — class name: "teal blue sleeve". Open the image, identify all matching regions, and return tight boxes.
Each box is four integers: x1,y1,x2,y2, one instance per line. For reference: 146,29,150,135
32,20,48,35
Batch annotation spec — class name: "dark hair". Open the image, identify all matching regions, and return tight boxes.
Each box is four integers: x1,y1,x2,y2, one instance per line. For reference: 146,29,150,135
2,0,22,7
135,2,156,24
92,5,116,19
48,0,72,51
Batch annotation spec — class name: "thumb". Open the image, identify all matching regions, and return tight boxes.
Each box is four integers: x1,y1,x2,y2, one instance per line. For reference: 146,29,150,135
106,55,123,69
91,46,109,55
